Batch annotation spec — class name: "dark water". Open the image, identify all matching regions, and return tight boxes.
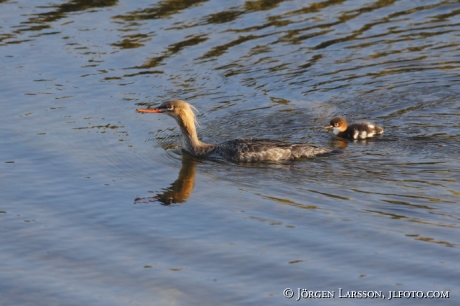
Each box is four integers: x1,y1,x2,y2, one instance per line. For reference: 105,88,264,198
1,0,460,305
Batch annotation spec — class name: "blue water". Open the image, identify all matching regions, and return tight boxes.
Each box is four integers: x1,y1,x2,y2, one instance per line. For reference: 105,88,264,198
1,0,459,305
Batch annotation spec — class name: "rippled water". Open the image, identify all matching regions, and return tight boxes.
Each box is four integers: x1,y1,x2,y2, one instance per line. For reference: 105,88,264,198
1,0,460,305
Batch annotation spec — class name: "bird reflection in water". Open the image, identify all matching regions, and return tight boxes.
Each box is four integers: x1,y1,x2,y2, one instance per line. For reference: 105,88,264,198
135,153,197,205
330,138,348,150
329,136,385,150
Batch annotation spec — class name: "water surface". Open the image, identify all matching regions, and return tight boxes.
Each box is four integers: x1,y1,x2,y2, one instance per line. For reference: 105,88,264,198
1,0,459,305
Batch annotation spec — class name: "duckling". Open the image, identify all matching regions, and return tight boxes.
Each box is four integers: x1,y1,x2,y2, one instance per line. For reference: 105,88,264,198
325,116,383,139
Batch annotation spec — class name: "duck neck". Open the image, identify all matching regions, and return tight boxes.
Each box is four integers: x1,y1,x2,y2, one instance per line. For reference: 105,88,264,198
175,112,213,155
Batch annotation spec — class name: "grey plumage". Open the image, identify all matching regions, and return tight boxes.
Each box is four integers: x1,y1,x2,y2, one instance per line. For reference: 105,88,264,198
210,138,332,162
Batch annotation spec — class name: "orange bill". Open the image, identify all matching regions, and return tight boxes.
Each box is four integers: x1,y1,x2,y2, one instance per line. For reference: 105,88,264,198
137,108,163,113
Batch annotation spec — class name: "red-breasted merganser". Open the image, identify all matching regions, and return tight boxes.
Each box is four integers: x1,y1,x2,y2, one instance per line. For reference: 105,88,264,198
325,116,384,139
137,100,333,162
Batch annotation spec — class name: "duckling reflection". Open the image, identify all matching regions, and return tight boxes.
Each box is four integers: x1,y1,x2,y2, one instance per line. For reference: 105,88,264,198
135,153,197,205
328,136,383,150
329,138,348,150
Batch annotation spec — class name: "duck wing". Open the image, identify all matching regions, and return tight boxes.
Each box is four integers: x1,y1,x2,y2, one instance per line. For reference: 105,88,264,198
213,138,332,162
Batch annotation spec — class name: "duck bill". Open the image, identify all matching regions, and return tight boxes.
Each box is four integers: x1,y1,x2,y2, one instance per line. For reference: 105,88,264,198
324,125,333,130
137,108,163,113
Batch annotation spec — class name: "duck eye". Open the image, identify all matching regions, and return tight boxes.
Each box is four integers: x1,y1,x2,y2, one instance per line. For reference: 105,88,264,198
167,105,174,110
